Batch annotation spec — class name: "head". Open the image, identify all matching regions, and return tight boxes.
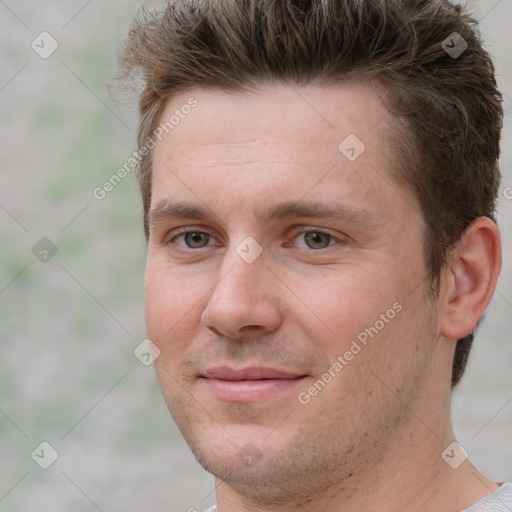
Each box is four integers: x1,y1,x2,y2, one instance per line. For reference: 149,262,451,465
115,0,502,505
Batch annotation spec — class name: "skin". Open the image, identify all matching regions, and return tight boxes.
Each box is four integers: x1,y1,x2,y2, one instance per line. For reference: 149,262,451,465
144,83,502,512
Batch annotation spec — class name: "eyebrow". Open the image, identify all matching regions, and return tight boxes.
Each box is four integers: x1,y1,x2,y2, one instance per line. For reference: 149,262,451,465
265,201,381,227
149,202,209,224
148,200,382,229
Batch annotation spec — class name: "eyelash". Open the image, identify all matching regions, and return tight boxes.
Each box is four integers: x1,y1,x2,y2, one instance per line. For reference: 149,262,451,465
166,227,341,250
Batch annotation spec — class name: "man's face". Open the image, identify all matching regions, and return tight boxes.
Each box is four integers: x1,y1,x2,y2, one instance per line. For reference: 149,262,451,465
145,84,441,502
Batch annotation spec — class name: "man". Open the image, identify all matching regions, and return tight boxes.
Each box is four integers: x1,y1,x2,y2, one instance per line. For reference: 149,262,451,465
115,0,511,510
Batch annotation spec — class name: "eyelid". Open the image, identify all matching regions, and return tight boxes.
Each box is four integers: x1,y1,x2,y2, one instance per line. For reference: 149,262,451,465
286,226,346,248
161,225,346,249
289,225,343,238
164,226,221,246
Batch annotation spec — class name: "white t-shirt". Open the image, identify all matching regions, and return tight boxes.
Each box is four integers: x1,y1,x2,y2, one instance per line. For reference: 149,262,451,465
462,483,512,511
203,483,512,512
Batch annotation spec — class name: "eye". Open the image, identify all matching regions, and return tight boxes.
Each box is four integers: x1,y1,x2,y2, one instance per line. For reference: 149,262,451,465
173,231,212,248
294,231,336,249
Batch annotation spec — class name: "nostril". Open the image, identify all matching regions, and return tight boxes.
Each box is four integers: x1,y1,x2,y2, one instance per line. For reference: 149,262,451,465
207,325,223,337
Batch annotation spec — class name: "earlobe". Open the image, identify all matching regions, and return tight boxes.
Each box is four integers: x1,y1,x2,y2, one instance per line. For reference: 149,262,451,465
440,217,501,340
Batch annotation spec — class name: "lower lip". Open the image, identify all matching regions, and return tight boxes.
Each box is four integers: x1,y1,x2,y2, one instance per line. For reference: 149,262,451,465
203,377,306,402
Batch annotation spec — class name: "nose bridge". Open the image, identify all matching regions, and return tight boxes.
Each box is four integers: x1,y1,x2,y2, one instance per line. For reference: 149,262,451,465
201,239,282,336
213,237,268,305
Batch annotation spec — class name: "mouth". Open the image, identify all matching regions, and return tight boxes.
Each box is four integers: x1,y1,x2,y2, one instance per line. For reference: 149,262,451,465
200,366,308,402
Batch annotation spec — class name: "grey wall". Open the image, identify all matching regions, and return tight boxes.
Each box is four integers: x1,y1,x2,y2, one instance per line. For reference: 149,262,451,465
0,1,510,510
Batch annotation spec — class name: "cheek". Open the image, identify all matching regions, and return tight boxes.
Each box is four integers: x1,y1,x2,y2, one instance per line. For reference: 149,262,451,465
282,265,403,355
144,261,204,354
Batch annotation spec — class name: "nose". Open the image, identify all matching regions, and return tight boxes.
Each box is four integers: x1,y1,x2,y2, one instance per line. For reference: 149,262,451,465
200,246,283,339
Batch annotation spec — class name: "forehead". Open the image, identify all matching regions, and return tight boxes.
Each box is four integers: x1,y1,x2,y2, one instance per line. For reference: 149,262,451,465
150,83,414,223
155,82,388,156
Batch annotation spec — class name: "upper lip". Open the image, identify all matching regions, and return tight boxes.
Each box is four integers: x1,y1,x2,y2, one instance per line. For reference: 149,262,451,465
203,366,306,380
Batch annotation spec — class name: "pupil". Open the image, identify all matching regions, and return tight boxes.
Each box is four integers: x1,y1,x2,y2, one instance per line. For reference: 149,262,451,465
186,232,208,247
306,232,329,248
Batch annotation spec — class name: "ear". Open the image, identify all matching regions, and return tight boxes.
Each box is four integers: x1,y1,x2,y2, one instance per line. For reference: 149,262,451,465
439,217,501,340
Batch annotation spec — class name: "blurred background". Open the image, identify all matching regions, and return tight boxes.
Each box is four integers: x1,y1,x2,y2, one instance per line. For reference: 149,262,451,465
0,1,511,511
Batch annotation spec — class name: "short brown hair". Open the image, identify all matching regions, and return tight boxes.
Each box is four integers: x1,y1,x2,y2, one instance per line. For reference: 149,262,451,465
114,0,503,387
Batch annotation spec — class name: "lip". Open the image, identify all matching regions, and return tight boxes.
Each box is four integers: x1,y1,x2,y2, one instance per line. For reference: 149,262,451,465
201,366,307,402
204,366,305,380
